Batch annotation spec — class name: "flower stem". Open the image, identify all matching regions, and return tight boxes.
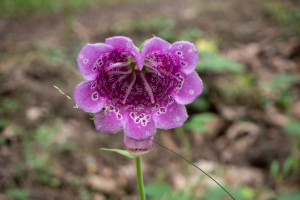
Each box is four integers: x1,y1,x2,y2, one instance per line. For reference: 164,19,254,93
136,156,146,200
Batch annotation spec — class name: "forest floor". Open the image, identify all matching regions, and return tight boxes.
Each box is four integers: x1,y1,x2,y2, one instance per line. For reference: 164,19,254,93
0,0,300,199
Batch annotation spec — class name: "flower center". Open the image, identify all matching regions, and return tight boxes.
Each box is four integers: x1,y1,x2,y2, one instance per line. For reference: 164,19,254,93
98,50,181,114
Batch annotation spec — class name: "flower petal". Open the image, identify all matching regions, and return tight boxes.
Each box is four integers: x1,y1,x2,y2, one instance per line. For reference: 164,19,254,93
78,43,113,80
141,37,171,69
123,113,156,140
105,36,142,70
153,101,188,129
94,110,123,134
172,71,203,105
74,81,107,113
124,135,154,156
169,41,198,74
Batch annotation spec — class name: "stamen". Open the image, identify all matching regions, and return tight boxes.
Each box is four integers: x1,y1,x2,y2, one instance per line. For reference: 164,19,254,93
122,73,136,104
146,68,160,75
105,60,131,72
141,73,155,104
144,63,161,75
145,58,157,65
108,69,132,76
115,74,129,84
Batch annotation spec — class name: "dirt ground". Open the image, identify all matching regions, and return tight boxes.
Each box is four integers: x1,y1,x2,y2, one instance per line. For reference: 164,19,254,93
1,0,300,199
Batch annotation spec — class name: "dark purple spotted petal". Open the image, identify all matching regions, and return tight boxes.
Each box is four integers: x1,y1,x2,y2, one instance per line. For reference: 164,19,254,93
169,41,198,74
172,71,203,105
77,43,113,80
153,101,188,129
74,81,108,113
94,109,123,134
105,36,142,70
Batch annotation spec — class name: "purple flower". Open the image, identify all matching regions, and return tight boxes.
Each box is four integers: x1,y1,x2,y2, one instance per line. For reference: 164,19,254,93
74,36,203,155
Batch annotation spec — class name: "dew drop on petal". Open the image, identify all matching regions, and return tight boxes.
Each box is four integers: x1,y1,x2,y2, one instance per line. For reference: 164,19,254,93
176,117,180,121
189,90,194,94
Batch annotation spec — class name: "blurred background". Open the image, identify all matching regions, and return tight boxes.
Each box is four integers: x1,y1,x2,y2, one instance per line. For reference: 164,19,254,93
0,0,300,199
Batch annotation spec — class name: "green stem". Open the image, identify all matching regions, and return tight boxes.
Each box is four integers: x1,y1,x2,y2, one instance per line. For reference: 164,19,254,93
136,156,146,200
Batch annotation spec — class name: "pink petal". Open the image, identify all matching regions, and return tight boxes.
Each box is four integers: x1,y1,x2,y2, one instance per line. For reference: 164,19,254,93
94,110,123,134
74,81,107,113
77,43,113,80
153,101,188,129
123,112,156,140
105,36,142,70
172,71,203,105
141,37,171,69
169,41,198,74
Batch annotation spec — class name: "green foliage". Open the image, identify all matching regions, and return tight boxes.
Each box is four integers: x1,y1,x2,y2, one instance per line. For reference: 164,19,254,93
113,16,176,42
262,0,300,33
270,160,280,180
179,28,202,42
284,120,300,136
282,155,299,178
145,183,172,198
0,98,19,116
0,0,93,18
196,51,245,74
203,186,226,200
276,192,300,200
100,148,135,158
188,97,211,111
6,189,30,200
267,74,297,91
145,183,193,200
18,124,62,187
234,187,255,200
184,113,216,133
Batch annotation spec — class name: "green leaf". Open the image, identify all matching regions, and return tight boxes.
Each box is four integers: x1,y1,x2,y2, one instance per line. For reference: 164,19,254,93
284,120,300,136
184,113,216,133
145,183,172,197
196,51,245,74
268,74,297,91
234,187,255,200
100,148,135,158
188,97,211,111
276,192,300,200
270,160,280,179
6,189,30,200
282,156,293,177
204,186,225,200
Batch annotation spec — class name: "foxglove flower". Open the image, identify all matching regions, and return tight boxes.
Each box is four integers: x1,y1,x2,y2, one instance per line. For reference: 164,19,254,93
74,36,203,155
